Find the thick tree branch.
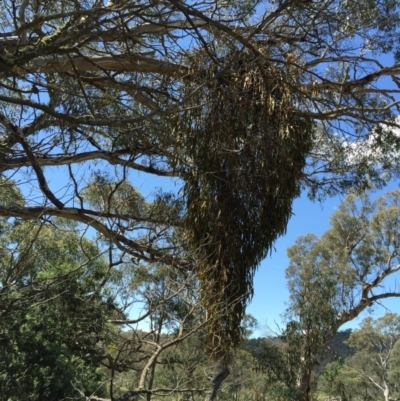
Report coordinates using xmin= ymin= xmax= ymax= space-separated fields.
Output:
xmin=0 ymin=149 xmax=181 ymax=177
xmin=0 ymin=205 xmax=185 ymax=265
xmin=17 ymin=136 xmax=65 ymax=210
xmin=307 ymin=64 xmax=400 ymax=93
xmin=335 ymin=264 xmax=400 ymax=329
xmin=0 ymin=113 xmax=64 ymax=209
xmin=138 ymin=304 xmax=201 ymax=389
xmin=21 ymin=54 xmax=189 ymax=76
xmin=0 ymin=205 xmax=182 ymax=227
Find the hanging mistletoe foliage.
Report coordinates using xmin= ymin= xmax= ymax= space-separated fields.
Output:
xmin=183 ymin=49 xmax=314 ymax=359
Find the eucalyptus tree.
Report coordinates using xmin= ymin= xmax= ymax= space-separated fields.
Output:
xmin=388 ymin=338 xmax=400 ymax=400
xmin=346 ymin=314 xmax=400 ymax=401
xmin=286 ymin=190 xmax=400 ymax=337
xmin=2 ymin=0 xmax=400 ymax=358
xmin=318 ymin=361 xmax=377 ymax=401
xmin=255 ymin=190 xmax=400 ymax=401
xmin=318 ymin=315 xmax=400 ymax=401
xmin=104 ymin=260 xmax=216 ymax=401
xmin=0 ymin=178 xmax=230 ymax=401
xmin=0 ymin=179 xmax=114 ymax=400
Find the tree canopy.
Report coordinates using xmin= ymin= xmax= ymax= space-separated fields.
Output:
xmin=0 ymin=179 xmax=230 ymax=401
xmin=2 ymin=0 xmax=400 ymax=357
xmin=0 ymin=192 xmax=114 ymax=399
xmin=254 ymin=189 xmax=400 ymax=401
xmin=317 ymin=314 xmax=400 ymax=401
xmin=286 ymin=189 xmax=400 ymax=335
xmin=346 ymin=314 xmax=400 ymax=401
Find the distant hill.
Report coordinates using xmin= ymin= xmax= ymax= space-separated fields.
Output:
xmin=243 ymin=329 xmax=355 ymax=369
xmin=325 ymin=329 xmax=354 ymax=361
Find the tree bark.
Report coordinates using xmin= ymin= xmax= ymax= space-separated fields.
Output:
xmin=205 ymin=367 xmax=230 ymax=401
xmin=24 ymin=54 xmax=188 ymax=76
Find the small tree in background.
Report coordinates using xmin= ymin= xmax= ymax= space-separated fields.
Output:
xmin=346 ymin=314 xmax=400 ymax=401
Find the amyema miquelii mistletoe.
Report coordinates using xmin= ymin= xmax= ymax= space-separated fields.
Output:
xmin=1 ymin=0 xmax=400 ymax=359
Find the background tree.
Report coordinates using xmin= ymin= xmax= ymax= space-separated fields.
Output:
xmin=287 ymin=188 xmax=400 ymax=338
xmin=0 ymin=213 xmax=114 ymax=399
xmin=318 ymin=361 xmax=377 ymax=401
xmin=255 ymin=190 xmax=400 ymax=401
xmin=2 ymin=0 xmax=400 ymax=357
xmin=346 ymin=313 xmax=400 ymax=401
xmin=388 ymin=339 xmax=400 ymax=400
xmin=0 ymin=178 xmax=233 ymax=401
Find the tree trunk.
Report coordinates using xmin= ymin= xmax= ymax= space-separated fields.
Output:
xmin=205 ymin=367 xmax=230 ymax=401
xmin=384 ymin=384 xmax=390 ymax=401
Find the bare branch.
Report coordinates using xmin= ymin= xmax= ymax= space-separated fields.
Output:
xmin=22 ymin=54 xmax=189 ymax=76
xmin=0 ymin=205 xmax=185 ymax=264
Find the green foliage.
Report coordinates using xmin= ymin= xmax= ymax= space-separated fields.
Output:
xmin=319 ymin=362 xmax=375 ymax=401
xmin=388 ymin=339 xmax=400 ymax=399
xmin=253 ymin=329 xmax=305 ymax=401
xmin=344 ymin=313 xmax=400 ymax=401
xmin=0 ymin=177 xmax=24 ymax=207
xmin=346 ymin=314 xmax=400 ymax=352
xmin=0 ymin=214 xmax=114 ymax=400
xmin=261 ymin=190 xmax=400 ymax=401
xmin=286 ymin=190 xmax=400 ymax=336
